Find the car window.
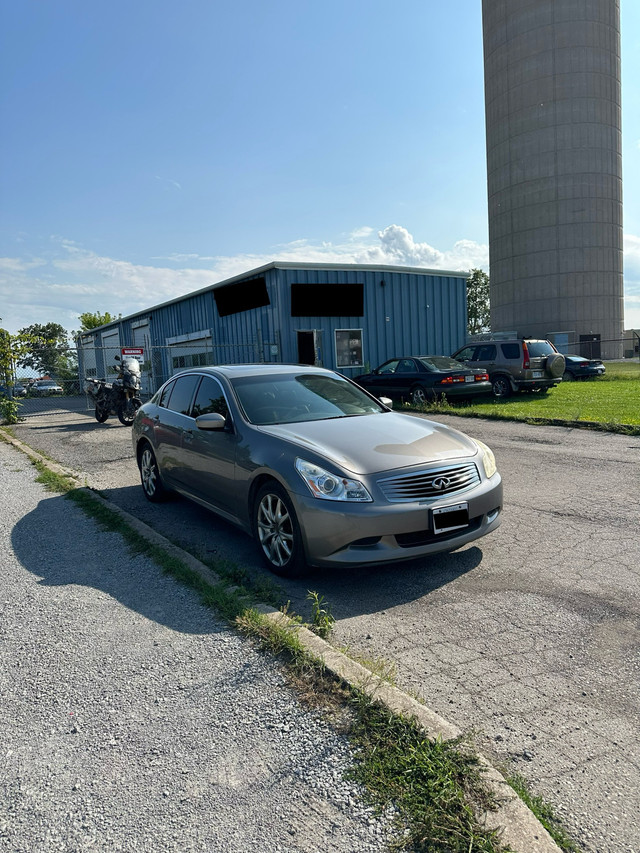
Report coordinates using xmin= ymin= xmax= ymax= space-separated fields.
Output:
xmin=166 ymin=375 xmax=200 ymax=416
xmin=453 ymin=347 xmax=476 ymax=362
xmin=378 ymin=360 xmax=399 ymax=374
xmin=396 ymin=359 xmax=415 ymax=373
xmin=500 ymin=343 xmax=520 ymax=359
xmin=191 ymin=376 xmax=230 ymax=419
xmin=475 ymin=345 xmax=497 ymax=361
xmin=158 ymin=380 xmax=175 ymax=408
xmin=526 ymin=341 xmax=555 ymax=357
xmin=419 ymin=356 xmax=465 ymax=371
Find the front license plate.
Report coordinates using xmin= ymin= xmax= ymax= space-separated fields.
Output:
xmin=432 ymin=502 xmax=469 ymax=534
xmin=532 ymin=370 xmax=543 ymax=378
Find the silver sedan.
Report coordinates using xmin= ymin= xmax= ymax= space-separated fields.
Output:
xmin=132 ymin=365 xmax=502 ymax=576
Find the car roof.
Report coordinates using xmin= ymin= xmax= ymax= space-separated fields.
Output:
xmin=175 ymin=363 xmax=339 ymax=379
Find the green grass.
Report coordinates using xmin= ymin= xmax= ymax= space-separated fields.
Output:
xmin=411 ymin=365 xmax=640 ymax=432
xmin=506 ymin=774 xmax=581 ymax=853
xmin=347 ymin=698 xmax=510 ymax=852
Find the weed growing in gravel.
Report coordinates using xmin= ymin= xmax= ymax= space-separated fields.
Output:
xmin=306 ymin=590 xmax=335 ymax=638
xmin=347 ymin=695 xmax=509 ymax=853
xmin=506 ymin=773 xmax=581 ymax=852
xmin=32 ymin=460 xmax=75 ymax=493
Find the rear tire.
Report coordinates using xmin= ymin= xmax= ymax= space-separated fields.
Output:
xmin=139 ymin=444 xmax=168 ymax=502
xmin=410 ymin=385 xmax=431 ymax=406
xmin=253 ymin=482 xmax=307 ymax=577
xmin=491 ymin=376 xmax=512 ymax=398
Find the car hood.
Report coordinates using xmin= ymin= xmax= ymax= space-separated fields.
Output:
xmin=258 ymin=412 xmax=478 ymax=475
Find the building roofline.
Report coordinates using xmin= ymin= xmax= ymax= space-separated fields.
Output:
xmin=78 ymin=261 xmax=469 ymax=338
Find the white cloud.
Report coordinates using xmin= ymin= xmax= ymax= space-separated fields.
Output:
xmin=5 ymin=225 xmax=638 ymax=333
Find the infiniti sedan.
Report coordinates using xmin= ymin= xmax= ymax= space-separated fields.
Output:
xmin=132 ymin=365 xmax=502 ymax=576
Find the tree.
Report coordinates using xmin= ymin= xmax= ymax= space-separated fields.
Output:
xmin=466 ymin=268 xmax=491 ymax=335
xmin=74 ymin=311 xmax=120 ymax=337
xmin=0 ymin=327 xmax=12 ymax=387
xmin=16 ymin=322 xmax=70 ymax=377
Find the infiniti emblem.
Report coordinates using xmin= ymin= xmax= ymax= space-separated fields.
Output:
xmin=431 ymin=476 xmax=451 ymax=491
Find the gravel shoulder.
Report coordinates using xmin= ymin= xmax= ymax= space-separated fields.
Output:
xmin=0 ymin=440 xmax=391 ymax=852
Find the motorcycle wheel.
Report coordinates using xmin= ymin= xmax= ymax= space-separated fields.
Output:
xmin=95 ymin=404 xmax=109 ymax=423
xmin=117 ymin=398 xmax=142 ymax=426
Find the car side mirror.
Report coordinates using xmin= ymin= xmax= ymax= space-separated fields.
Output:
xmin=379 ymin=396 xmax=393 ymax=407
xmin=195 ymin=413 xmax=226 ymax=430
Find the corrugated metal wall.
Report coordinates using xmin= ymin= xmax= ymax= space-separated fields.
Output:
xmin=271 ymin=266 xmax=467 ymax=374
xmin=79 ymin=265 xmax=467 ymax=385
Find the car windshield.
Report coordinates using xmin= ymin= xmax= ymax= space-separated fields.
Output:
xmin=418 ymin=356 xmax=467 ymax=372
xmin=231 ymin=373 xmax=385 ymax=425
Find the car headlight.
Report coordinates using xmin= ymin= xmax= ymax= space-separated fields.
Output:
xmin=295 ymin=458 xmax=372 ymax=502
xmin=473 ymin=439 xmax=497 ymax=479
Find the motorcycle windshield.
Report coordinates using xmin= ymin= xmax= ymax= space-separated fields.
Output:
xmin=123 ymin=359 xmax=141 ymax=375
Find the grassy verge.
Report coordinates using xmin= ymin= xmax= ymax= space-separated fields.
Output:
xmin=408 ymin=365 xmax=640 ymax=432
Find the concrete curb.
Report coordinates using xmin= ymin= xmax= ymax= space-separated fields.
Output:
xmin=1 ymin=428 xmax=562 ymax=853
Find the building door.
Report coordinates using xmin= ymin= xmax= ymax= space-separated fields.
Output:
xmin=579 ymin=334 xmax=601 ymax=359
xmin=297 ymin=330 xmax=318 ymax=365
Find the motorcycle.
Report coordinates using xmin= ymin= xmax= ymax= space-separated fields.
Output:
xmin=84 ymin=355 xmax=142 ymax=426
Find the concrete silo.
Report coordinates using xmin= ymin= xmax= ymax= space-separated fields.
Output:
xmin=482 ymin=0 xmax=623 ymax=358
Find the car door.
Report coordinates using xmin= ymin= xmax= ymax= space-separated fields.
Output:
xmin=180 ymin=375 xmax=239 ymax=515
xmin=470 ymin=344 xmax=497 ymax=375
xmin=152 ymin=374 xmax=200 ymax=486
xmin=393 ymin=358 xmax=421 ymax=398
xmin=366 ymin=359 xmax=400 ymax=398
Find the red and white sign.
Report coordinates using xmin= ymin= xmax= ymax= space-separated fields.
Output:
xmin=121 ymin=347 xmax=144 ymax=363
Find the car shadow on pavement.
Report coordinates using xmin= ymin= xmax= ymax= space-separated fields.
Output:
xmin=95 ymin=482 xmax=486 ymax=622
xmin=11 ymin=493 xmax=222 ymax=636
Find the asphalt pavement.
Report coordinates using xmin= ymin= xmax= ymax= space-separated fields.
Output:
xmin=6 ymin=402 xmax=640 ymax=853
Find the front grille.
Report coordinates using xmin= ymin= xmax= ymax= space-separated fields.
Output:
xmin=378 ymin=462 xmax=480 ymax=502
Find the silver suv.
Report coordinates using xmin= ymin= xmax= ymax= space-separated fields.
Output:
xmin=451 ymin=339 xmax=565 ymax=398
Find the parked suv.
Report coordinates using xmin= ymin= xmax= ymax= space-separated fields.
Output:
xmin=451 ymin=339 xmax=565 ymax=398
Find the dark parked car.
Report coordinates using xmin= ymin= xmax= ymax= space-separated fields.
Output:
xmin=132 ymin=365 xmax=502 ymax=576
xmin=353 ymin=356 xmax=492 ymax=405
xmin=562 ymin=355 xmax=606 ymax=381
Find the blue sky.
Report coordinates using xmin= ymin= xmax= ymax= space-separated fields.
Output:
xmin=1 ymin=0 xmax=639 ymax=336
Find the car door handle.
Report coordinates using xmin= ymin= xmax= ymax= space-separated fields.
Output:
xmin=183 ymin=430 xmax=194 ymax=443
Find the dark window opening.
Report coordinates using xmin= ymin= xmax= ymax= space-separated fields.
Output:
xmin=166 ymin=375 xmax=200 ymax=416
xmin=500 ymin=344 xmax=520 ymax=359
xmin=291 ymin=282 xmax=364 ymax=317
xmin=214 ymin=276 xmax=270 ymax=317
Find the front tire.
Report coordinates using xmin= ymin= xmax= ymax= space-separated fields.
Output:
xmin=118 ymin=398 xmax=142 ymax=426
xmin=253 ymin=482 xmax=307 ymax=577
xmin=491 ymin=376 xmax=512 ymax=398
xmin=95 ymin=403 xmax=109 ymax=423
xmin=139 ymin=444 xmax=168 ymax=502
xmin=562 ymin=371 xmax=574 ymax=382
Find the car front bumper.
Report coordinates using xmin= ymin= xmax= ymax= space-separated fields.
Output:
xmin=289 ymin=474 xmax=503 ymax=567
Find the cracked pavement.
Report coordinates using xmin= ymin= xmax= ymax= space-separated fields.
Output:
xmin=9 ymin=400 xmax=640 ymax=853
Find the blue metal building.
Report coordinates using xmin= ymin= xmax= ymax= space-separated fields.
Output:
xmin=78 ymin=262 xmax=468 ymax=391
